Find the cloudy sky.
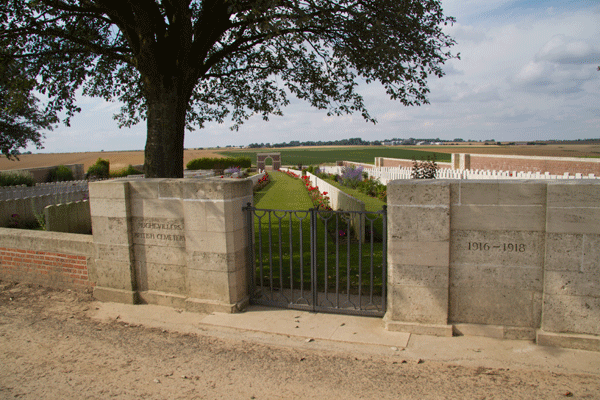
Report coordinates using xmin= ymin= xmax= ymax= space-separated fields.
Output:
xmin=33 ymin=0 xmax=600 ymax=153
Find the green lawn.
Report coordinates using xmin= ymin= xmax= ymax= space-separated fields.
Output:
xmin=254 ymin=170 xmax=313 ymax=209
xmin=250 ymin=171 xmax=385 ymax=298
xmin=220 ymin=146 xmax=450 ymax=166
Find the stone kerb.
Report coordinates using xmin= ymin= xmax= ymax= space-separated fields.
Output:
xmin=89 ymin=178 xmax=253 ymax=314
xmin=385 ymin=180 xmax=452 ymax=337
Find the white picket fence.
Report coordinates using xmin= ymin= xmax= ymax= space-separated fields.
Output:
xmin=0 ymin=180 xmax=89 ymax=201
xmin=319 ymin=165 xmax=598 ymax=185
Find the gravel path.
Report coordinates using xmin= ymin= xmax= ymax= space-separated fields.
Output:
xmin=1 ymin=282 xmax=600 ymax=399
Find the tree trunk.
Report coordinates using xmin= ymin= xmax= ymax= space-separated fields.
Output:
xmin=144 ymin=81 xmax=188 ymax=178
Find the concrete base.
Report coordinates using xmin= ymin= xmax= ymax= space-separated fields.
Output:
xmin=537 ymin=330 xmax=600 ymax=352
xmin=138 ymin=291 xmax=249 ymax=314
xmin=453 ymin=323 xmax=536 ymax=340
xmin=184 ymin=297 xmax=248 ymax=314
xmin=138 ymin=290 xmax=187 ymax=309
xmin=385 ymin=320 xmax=453 ymax=337
xmin=93 ymin=286 xmax=138 ymax=305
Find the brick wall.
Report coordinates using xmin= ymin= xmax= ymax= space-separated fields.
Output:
xmin=0 ymin=248 xmax=93 ymax=289
xmin=467 ymin=154 xmax=600 ymax=176
xmin=0 ymin=228 xmax=95 ymax=291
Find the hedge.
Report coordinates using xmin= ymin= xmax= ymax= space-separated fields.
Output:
xmin=186 ymin=157 xmax=251 ymax=170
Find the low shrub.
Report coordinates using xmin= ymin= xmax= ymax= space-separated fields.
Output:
xmin=337 ymin=165 xmax=364 ymax=189
xmin=0 ymin=171 xmax=36 ymax=187
xmin=47 ymin=165 xmax=74 ymax=182
xmin=86 ymin=158 xmax=110 ymax=180
xmin=186 ymin=157 xmax=251 ymax=170
xmin=356 ymin=177 xmax=387 ymax=202
xmin=110 ymin=164 xmax=144 ymax=178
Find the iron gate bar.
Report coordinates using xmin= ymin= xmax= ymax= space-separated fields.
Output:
xmin=243 ymin=203 xmax=387 ymax=317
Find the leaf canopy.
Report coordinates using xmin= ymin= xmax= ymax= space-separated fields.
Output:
xmin=0 ymin=0 xmax=457 ymax=167
xmin=1 ymin=0 xmax=456 ymax=124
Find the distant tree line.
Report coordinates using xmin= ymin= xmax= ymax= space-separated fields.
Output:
xmin=244 ymin=137 xmax=600 ymax=149
xmin=247 ymin=137 xmax=372 ymax=148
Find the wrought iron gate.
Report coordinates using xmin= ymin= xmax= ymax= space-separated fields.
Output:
xmin=243 ymin=203 xmax=387 ymax=317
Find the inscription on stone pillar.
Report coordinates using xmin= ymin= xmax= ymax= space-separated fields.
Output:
xmin=132 ymin=217 xmax=186 ymax=247
xmin=451 ymin=230 xmax=543 ymax=267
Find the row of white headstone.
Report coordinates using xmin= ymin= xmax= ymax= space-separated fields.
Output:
xmin=319 ymin=165 xmax=598 ymax=185
xmin=0 ymin=180 xmax=89 ymax=201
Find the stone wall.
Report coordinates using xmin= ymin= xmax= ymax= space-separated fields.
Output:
xmin=45 ymin=200 xmax=92 ymax=234
xmin=385 ymin=179 xmax=600 ymax=351
xmin=454 ymin=153 xmax=600 ymax=176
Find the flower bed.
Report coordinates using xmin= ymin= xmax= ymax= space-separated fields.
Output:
xmin=284 ymin=170 xmax=299 ymax=179
xmin=253 ymin=171 xmax=271 ymax=191
xmin=300 ymin=175 xmax=332 ymax=210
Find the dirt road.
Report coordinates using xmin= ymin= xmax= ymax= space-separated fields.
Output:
xmin=1 ymin=282 xmax=599 ymax=399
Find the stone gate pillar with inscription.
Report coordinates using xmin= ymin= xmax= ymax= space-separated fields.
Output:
xmin=89 ymin=178 xmax=253 ymax=313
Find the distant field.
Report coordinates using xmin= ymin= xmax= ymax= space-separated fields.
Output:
xmin=1 ymin=143 xmax=598 ymax=172
xmin=421 ymin=144 xmax=600 ymax=159
xmin=0 ymin=149 xmax=224 ymax=172
xmin=218 ymin=146 xmax=451 ymax=165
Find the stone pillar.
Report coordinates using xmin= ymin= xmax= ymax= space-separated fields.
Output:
xmin=89 ymin=181 xmax=137 ymax=304
xmin=448 ymin=181 xmax=546 ymax=340
xmin=538 ymin=181 xmax=600 ymax=350
xmin=89 ymin=178 xmax=253 ymax=313
xmin=452 ymin=154 xmax=471 ymax=170
xmin=385 ymin=180 xmax=452 ymax=337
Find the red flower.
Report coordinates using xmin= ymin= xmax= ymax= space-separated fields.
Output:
xmin=323 ymin=192 xmax=328 ymax=195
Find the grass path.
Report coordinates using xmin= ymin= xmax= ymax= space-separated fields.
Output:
xmin=254 ymin=170 xmax=313 ymax=209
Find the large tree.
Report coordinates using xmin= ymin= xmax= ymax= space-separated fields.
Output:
xmin=0 ymin=0 xmax=457 ymax=177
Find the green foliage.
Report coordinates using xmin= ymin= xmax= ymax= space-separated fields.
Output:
xmin=0 ymin=1 xmax=456 ymax=177
xmin=86 ymin=158 xmax=110 ymax=180
xmin=0 ymin=171 xmax=36 ymax=187
xmin=186 ymin=157 xmax=251 ymax=171
xmin=110 ymin=164 xmax=144 ymax=178
xmin=31 ymin=199 xmax=46 ymax=231
xmin=46 ymin=165 xmax=74 ymax=182
xmin=0 ymin=55 xmax=57 ymax=159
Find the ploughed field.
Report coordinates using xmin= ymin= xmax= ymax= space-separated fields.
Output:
xmin=0 ymin=149 xmax=226 ymax=172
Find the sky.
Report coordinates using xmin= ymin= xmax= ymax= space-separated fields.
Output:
xmin=31 ymin=0 xmax=600 ymax=153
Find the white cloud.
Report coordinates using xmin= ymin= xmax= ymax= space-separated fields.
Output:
xmin=536 ymin=35 xmax=600 ymax=65
xmin=30 ymin=2 xmax=600 ymax=153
